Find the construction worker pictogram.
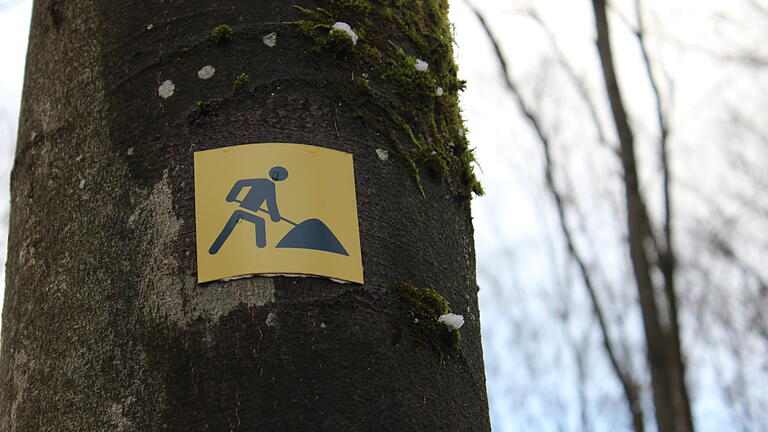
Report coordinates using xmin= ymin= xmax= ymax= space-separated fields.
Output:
xmin=194 ymin=143 xmax=363 ymax=284
xmin=208 ymin=166 xmax=349 ymax=256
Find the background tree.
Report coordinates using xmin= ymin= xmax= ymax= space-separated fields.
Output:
xmin=458 ymin=0 xmax=768 ymax=430
xmin=0 ymin=1 xmax=489 ymax=430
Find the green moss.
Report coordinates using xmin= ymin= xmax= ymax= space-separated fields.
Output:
xmin=190 ymin=99 xmax=223 ymax=124
xmin=330 ymin=0 xmax=371 ymax=15
xmin=287 ymin=9 xmax=359 ymax=59
xmin=194 ymin=100 xmax=218 ymax=113
xmin=460 ymin=146 xmax=484 ymax=195
xmin=382 ymin=48 xmax=435 ymax=93
xmin=344 ymin=81 xmax=427 ymax=196
xmin=323 ymin=28 xmax=358 ymax=57
xmin=233 ymin=73 xmax=250 ymax=92
xmin=211 ymin=24 xmax=234 ymax=44
xmin=288 ymin=0 xmax=483 ymax=199
xmin=392 ymin=281 xmax=460 ymax=361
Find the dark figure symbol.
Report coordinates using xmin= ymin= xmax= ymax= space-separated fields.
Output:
xmin=208 ymin=166 xmax=287 ymax=254
xmin=209 ymin=166 xmax=349 ymax=256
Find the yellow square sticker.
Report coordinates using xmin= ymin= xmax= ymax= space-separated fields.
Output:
xmin=194 ymin=143 xmax=363 ymax=284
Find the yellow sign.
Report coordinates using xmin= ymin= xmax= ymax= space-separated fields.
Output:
xmin=194 ymin=143 xmax=363 ymax=284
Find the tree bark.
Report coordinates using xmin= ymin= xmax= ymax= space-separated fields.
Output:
xmin=0 ymin=1 xmax=490 ymax=431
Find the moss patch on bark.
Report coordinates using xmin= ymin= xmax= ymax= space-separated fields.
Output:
xmin=392 ymin=281 xmax=461 ymax=361
xmin=287 ymin=0 xmax=483 ymax=198
xmin=211 ymin=24 xmax=234 ymax=44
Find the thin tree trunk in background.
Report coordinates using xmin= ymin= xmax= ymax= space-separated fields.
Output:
xmin=468 ymin=5 xmax=646 ymax=431
xmin=632 ymin=3 xmax=694 ymax=431
xmin=591 ymin=1 xmax=694 ymax=431
xmin=0 ymin=1 xmax=490 ymax=430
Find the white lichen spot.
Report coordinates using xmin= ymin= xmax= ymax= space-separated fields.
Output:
xmin=127 ymin=147 xmax=134 ymax=155
xmin=266 ymin=311 xmax=278 ymax=327
xmin=436 ymin=86 xmax=444 ymax=96
xmin=415 ymin=59 xmax=429 ymax=71
xmin=376 ymin=148 xmax=389 ymax=161
xmin=79 ymin=179 xmax=86 ymax=189
xmin=158 ymin=80 xmax=175 ymax=99
xmin=331 ymin=22 xmax=358 ymax=45
xmin=146 ymin=23 xmax=154 ymax=31
xmin=438 ymin=313 xmax=465 ymax=329
xmin=262 ymin=32 xmax=277 ymax=47
xmin=197 ymin=65 xmax=216 ymax=80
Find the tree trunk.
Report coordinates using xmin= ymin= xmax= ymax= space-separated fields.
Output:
xmin=591 ymin=1 xmax=694 ymax=431
xmin=0 ymin=1 xmax=490 ymax=431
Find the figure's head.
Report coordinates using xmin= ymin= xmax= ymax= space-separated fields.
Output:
xmin=269 ymin=166 xmax=289 ymax=181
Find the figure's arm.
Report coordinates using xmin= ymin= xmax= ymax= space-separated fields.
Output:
xmin=265 ymin=182 xmax=281 ymax=222
xmin=225 ymin=179 xmax=257 ymax=202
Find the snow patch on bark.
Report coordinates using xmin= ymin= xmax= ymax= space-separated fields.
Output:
xmin=331 ymin=22 xmax=358 ymax=45
xmin=438 ymin=313 xmax=465 ymax=329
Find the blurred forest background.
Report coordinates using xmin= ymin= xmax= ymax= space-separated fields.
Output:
xmin=1 ymin=0 xmax=766 ymax=431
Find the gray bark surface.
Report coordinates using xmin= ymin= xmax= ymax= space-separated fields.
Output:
xmin=0 ymin=1 xmax=490 ymax=430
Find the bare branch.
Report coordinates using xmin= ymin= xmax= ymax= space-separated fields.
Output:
xmin=526 ymin=9 xmax=616 ymax=152
xmin=748 ymin=0 xmax=768 ymax=17
xmin=633 ymin=0 xmax=672 ymax=252
xmin=467 ymin=3 xmax=645 ymax=431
